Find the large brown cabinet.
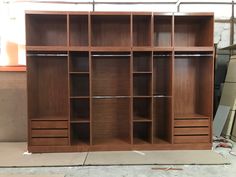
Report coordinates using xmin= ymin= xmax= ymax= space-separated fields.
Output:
xmin=26 ymin=12 xmax=214 ymax=153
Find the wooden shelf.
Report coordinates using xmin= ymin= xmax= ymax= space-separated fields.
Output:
xmin=174 ymin=47 xmax=214 ymax=52
xmin=26 ymin=46 xmax=68 ymax=51
xmin=91 ymin=47 xmax=131 ymax=51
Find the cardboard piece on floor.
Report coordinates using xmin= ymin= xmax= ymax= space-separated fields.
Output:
xmin=231 ymin=113 xmax=236 ymax=142
xmin=213 ymin=105 xmax=230 ymax=137
xmin=0 ymin=143 xmax=87 ymax=167
xmin=225 ymin=59 xmax=236 ymax=82
xmin=220 ymin=83 xmax=236 ymax=110
xmin=222 ymin=110 xmax=236 ymax=137
xmin=0 ymin=175 xmax=64 ymax=177
xmin=85 ymin=150 xmax=229 ymax=165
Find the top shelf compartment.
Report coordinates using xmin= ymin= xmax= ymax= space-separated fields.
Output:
xmin=26 ymin=14 xmax=67 ymax=46
xmin=133 ymin=15 xmax=152 ymax=47
xmin=91 ymin=15 xmax=131 ymax=47
xmin=154 ymin=15 xmax=172 ymax=47
xmin=174 ymin=16 xmax=213 ymax=47
xmin=69 ymin=15 xmax=89 ymax=47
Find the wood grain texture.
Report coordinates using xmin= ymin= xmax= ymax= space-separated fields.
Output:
xmin=27 ymin=55 xmax=69 ymax=119
xmin=174 ymin=119 xmax=209 ymax=127
xmin=133 ymin=52 xmax=152 ymax=72
xmin=26 ymin=14 xmax=67 ymax=46
xmin=69 ymin=15 xmax=88 ymax=46
xmin=92 ymin=99 xmax=130 ymax=144
xmin=174 ymin=127 xmax=209 ymax=135
xmin=92 ymin=55 xmax=130 ymax=96
xmin=153 ymin=52 xmax=172 ymax=96
xmin=174 ymin=136 xmax=209 ymax=144
xmin=32 ymin=129 xmax=68 ymax=138
xmin=31 ymin=138 xmax=68 ymax=146
xmin=133 ymin=15 xmax=151 ymax=46
xmin=153 ymin=97 xmax=172 ymax=144
xmin=174 ymin=58 xmax=198 ymax=115
xmin=154 ymin=16 xmax=172 ymax=47
xmin=31 ymin=120 xmax=68 ymax=129
xmin=174 ymin=16 xmax=213 ymax=47
xmin=91 ymin=15 xmax=130 ymax=47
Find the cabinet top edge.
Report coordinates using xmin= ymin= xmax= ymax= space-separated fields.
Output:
xmin=25 ymin=11 xmax=213 ymax=17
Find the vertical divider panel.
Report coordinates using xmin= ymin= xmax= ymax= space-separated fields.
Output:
xmin=89 ymin=50 xmax=92 ymax=146
xmin=88 ymin=13 xmax=92 ymax=146
xmin=151 ymin=13 xmax=154 ymax=144
xmin=151 ymin=51 xmax=154 ymax=144
xmin=171 ymin=13 xmax=174 ymax=144
xmin=130 ymin=52 xmax=133 ymax=144
xmin=67 ymin=13 xmax=71 ymax=145
xmin=130 ymin=13 xmax=133 ymax=144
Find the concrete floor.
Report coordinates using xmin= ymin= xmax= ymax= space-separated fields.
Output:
xmin=0 ymin=142 xmax=235 ymax=177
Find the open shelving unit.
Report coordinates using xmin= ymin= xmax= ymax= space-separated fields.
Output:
xmin=26 ymin=12 xmax=214 ymax=152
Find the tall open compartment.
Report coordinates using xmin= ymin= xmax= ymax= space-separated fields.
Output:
xmin=174 ymin=51 xmax=213 ymax=144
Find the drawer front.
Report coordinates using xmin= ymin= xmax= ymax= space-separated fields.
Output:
xmin=174 ymin=119 xmax=209 ymax=127
xmin=174 ymin=135 xmax=210 ymax=144
xmin=32 ymin=129 xmax=68 ymax=138
xmin=31 ymin=138 xmax=68 ymax=146
xmin=174 ymin=127 xmax=209 ymax=135
xmin=31 ymin=120 xmax=68 ymax=129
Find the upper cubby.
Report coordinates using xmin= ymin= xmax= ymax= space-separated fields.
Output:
xmin=26 ymin=14 xmax=67 ymax=46
xmin=132 ymin=15 xmax=152 ymax=47
xmin=91 ymin=15 xmax=131 ymax=47
xmin=154 ymin=15 xmax=172 ymax=47
xmin=133 ymin=51 xmax=152 ymax=73
xmin=69 ymin=51 xmax=89 ymax=73
xmin=92 ymin=52 xmax=130 ymax=96
xmin=174 ymin=15 xmax=213 ymax=47
xmin=69 ymin=15 xmax=89 ymax=46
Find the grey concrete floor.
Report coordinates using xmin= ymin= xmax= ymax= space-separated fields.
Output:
xmin=0 ymin=142 xmax=235 ymax=177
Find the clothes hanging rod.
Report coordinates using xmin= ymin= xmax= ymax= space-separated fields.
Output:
xmin=92 ymin=54 xmax=131 ymax=57
xmin=153 ymin=95 xmax=172 ymax=98
xmin=175 ymin=54 xmax=213 ymax=57
xmin=153 ymin=54 xmax=213 ymax=57
xmin=93 ymin=96 xmax=130 ymax=99
xmin=27 ymin=54 xmax=68 ymax=57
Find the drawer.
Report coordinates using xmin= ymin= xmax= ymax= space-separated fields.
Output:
xmin=31 ymin=120 xmax=68 ymax=129
xmin=174 ymin=135 xmax=210 ymax=144
xmin=31 ymin=138 xmax=68 ymax=146
xmin=174 ymin=127 xmax=209 ymax=135
xmin=32 ymin=129 xmax=68 ymax=138
xmin=174 ymin=119 xmax=209 ymax=127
